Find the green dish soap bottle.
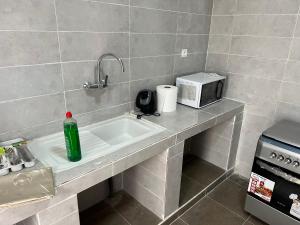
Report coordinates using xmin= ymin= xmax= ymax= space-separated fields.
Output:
xmin=64 ymin=111 xmax=82 ymax=162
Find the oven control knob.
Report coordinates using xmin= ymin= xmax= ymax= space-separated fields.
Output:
xmin=285 ymin=158 xmax=292 ymax=164
xmin=278 ymin=155 xmax=284 ymax=161
xmin=270 ymin=152 xmax=277 ymax=159
xmin=293 ymin=161 xmax=300 ymax=167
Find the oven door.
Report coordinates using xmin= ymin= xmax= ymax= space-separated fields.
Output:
xmin=248 ymin=158 xmax=300 ymax=221
xmin=199 ymin=79 xmax=224 ymax=107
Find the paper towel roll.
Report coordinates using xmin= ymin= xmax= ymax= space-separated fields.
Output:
xmin=156 ymin=85 xmax=178 ymax=113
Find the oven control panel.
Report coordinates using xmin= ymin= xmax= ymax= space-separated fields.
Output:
xmin=256 ymin=138 xmax=300 ymax=174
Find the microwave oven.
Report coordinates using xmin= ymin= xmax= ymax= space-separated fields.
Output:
xmin=176 ymin=73 xmax=226 ymax=108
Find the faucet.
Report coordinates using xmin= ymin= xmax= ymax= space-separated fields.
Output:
xmin=83 ymin=53 xmax=125 ymax=89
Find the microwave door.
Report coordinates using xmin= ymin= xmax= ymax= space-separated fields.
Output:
xmin=177 ymin=82 xmax=200 ymax=108
xmin=200 ymin=80 xmax=223 ymax=107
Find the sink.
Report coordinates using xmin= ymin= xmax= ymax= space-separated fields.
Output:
xmin=28 ymin=114 xmax=165 ymax=173
xmin=90 ymin=117 xmax=156 ymax=145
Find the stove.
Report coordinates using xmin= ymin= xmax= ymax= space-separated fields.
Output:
xmin=245 ymin=120 xmax=300 ymax=225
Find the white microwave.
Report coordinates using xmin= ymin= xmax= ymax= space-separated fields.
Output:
xmin=176 ymin=73 xmax=226 ymax=108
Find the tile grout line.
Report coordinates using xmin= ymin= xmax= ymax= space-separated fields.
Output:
xmin=178 ymin=218 xmax=189 ymax=225
xmin=204 ymin=0 xmax=214 ymax=71
xmin=207 ymin=196 xmax=247 ymax=221
xmin=224 ymin=0 xmax=237 ymax=74
xmin=128 ymin=0 xmax=131 ymax=111
xmin=110 ymin=205 xmax=132 ymax=225
xmin=53 ymin=0 xmax=67 ymax=112
xmin=241 ymin=215 xmax=252 ymax=225
xmin=172 ymin=0 xmax=180 ymax=78
xmin=0 ymin=102 xmax=130 ymax=138
xmin=0 ymin=52 xmax=208 ymax=70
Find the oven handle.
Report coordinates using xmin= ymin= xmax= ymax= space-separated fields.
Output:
xmin=257 ymin=160 xmax=300 ymax=185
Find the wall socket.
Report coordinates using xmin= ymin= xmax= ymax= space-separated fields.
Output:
xmin=181 ymin=49 xmax=188 ymax=57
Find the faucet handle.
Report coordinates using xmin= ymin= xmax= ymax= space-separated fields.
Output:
xmin=103 ymin=75 xmax=108 ymax=87
xmin=83 ymin=82 xmax=99 ymax=89
xmin=83 ymin=82 xmax=90 ymax=89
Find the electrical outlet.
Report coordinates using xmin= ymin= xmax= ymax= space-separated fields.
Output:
xmin=181 ymin=49 xmax=188 ymax=57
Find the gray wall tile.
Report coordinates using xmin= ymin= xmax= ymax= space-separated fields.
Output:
xmin=227 ymin=55 xmax=285 ymax=80
xmin=59 ymin=32 xmax=129 ymax=61
xmin=0 ymin=31 xmax=60 ymax=67
xmin=93 ymin=0 xmax=129 ymax=5
xmin=294 ymin=19 xmax=300 ymax=37
xmin=177 ymin=14 xmax=211 ymax=34
xmin=275 ymin=102 xmax=300 ymax=123
xmin=177 ymin=0 xmax=213 ymax=14
xmin=232 ymin=15 xmax=296 ymax=37
xmin=236 ymin=0 xmax=300 ymax=14
xmin=206 ymin=0 xmax=300 ymax=178
xmin=0 ymin=64 xmax=63 ymax=102
xmin=131 ymin=56 xmax=173 ymax=80
xmin=0 ymin=0 xmax=56 ymax=30
xmin=208 ymin=35 xmax=231 ymax=53
xmin=212 ymin=0 xmax=237 ymax=15
xmin=175 ymin=35 xmax=209 ymax=54
xmin=0 ymin=94 xmax=65 ymax=134
xmin=62 ymin=59 xmax=130 ymax=90
xmin=56 ymin=0 xmax=129 ymax=32
xmin=130 ymin=34 xmax=176 ymax=57
xmin=283 ymin=60 xmax=300 ymax=84
xmin=230 ymin=36 xmax=290 ymax=59
xmin=37 ymin=196 xmax=78 ymax=225
xmin=290 ymin=38 xmax=300 ymax=60
xmin=0 ymin=0 xmax=56 ymax=31
xmin=174 ymin=53 xmax=206 ymax=76
xmin=210 ymin=16 xmax=234 ymax=35
xmin=131 ymin=0 xmax=177 ymax=11
xmin=65 ymin=82 xmax=130 ymax=114
xmin=279 ymin=82 xmax=300 ymax=106
xmin=130 ymin=7 xmax=177 ymax=33
xmin=205 ymin=53 xmax=228 ymax=73
xmin=124 ymin=166 xmax=165 ymax=199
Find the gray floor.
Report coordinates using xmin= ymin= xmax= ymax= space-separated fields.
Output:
xmin=173 ymin=174 xmax=267 ymax=225
xmin=180 ymin=155 xmax=225 ymax=205
xmin=80 ymin=191 xmax=161 ymax=225
xmin=80 ymin=157 xmax=268 ymax=225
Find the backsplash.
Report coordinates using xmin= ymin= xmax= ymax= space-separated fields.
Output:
xmin=206 ymin=0 xmax=300 ymax=176
xmin=0 ymin=0 xmax=212 ymax=141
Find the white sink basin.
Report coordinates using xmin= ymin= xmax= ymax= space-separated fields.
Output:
xmin=28 ymin=115 xmax=165 ymax=173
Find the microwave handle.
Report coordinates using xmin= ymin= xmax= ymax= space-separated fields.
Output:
xmin=216 ymin=81 xmax=223 ymax=99
xmin=257 ymin=159 xmax=300 ymax=185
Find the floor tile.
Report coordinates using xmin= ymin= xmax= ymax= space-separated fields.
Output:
xmin=181 ymin=197 xmax=244 ymax=225
xmin=229 ymin=174 xmax=249 ymax=189
xmin=208 ymin=180 xmax=249 ymax=219
xmin=179 ymin=174 xmax=206 ymax=205
xmin=170 ymin=218 xmax=187 ymax=225
xmin=80 ymin=201 xmax=129 ymax=225
xmin=106 ymin=191 xmax=161 ymax=225
xmin=248 ymin=216 xmax=269 ymax=225
xmin=182 ymin=156 xmax=224 ymax=187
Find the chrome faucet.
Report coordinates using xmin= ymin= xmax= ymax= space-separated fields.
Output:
xmin=83 ymin=53 xmax=125 ymax=89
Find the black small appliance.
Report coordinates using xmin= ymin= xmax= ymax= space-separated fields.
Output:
xmin=136 ymin=89 xmax=156 ymax=115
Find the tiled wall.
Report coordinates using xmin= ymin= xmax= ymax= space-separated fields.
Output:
xmin=0 ymin=0 xmax=212 ymax=141
xmin=206 ymin=0 xmax=300 ymax=177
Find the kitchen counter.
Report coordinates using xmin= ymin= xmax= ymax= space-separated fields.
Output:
xmin=1 ymin=98 xmax=244 ymax=225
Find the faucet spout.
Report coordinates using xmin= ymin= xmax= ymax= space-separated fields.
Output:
xmin=97 ymin=53 xmax=125 ymax=87
xmin=83 ymin=53 xmax=125 ymax=89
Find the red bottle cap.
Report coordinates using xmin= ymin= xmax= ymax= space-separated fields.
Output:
xmin=66 ymin=111 xmax=73 ymax=118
